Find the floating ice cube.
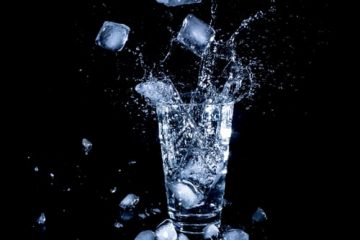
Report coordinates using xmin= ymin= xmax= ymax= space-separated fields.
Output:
xmin=82 ymin=138 xmax=92 ymax=155
xmin=203 ymin=223 xmax=219 ymax=239
xmin=155 ymin=219 xmax=177 ymax=240
xmin=178 ymin=233 xmax=190 ymax=240
xmin=156 ymin=0 xmax=201 ymax=7
xmin=37 ymin=212 xmax=46 ymax=225
xmin=135 ymin=80 xmax=179 ymax=105
xmin=170 ymin=181 xmax=204 ymax=209
xmin=223 ymin=229 xmax=249 ymax=240
xmin=95 ymin=21 xmax=130 ymax=52
xmin=176 ymin=14 xmax=215 ymax=56
xmin=135 ymin=230 xmax=156 ymax=240
xmin=119 ymin=193 xmax=139 ymax=209
xmin=252 ymin=207 xmax=267 ymax=222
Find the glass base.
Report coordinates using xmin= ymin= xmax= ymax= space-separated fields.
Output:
xmin=169 ymin=210 xmax=221 ymax=235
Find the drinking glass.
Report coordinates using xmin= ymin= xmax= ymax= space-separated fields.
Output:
xmin=156 ymin=101 xmax=234 ymax=234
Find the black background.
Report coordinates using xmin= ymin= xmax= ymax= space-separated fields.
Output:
xmin=15 ymin=0 xmax=335 ymax=239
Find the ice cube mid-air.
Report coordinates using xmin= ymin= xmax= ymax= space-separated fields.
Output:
xmin=95 ymin=21 xmax=130 ymax=52
xmin=119 ymin=193 xmax=140 ymax=209
xmin=176 ymin=14 xmax=215 ymax=56
xmin=135 ymin=80 xmax=181 ymax=105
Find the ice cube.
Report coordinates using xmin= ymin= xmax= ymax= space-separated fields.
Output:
xmin=95 ymin=21 xmax=130 ymax=52
xmin=252 ymin=207 xmax=267 ymax=222
xmin=135 ymin=80 xmax=179 ymax=105
xmin=178 ymin=233 xmax=190 ymax=240
xmin=156 ymin=0 xmax=201 ymax=7
xmin=176 ymin=14 xmax=215 ymax=56
xmin=37 ymin=212 xmax=46 ymax=225
xmin=82 ymin=138 xmax=92 ymax=155
xmin=170 ymin=181 xmax=204 ymax=209
xmin=155 ymin=219 xmax=177 ymax=240
xmin=180 ymin=150 xmax=216 ymax=187
xmin=203 ymin=223 xmax=219 ymax=239
xmin=223 ymin=229 xmax=249 ymax=240
xmin=135 ymin=230 xmax=156 ymax=240
xmin=119 ymin=193 xmax=139 ymax=209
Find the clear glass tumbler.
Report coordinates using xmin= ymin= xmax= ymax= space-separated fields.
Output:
xmin=156 ymin=102 xmax=234 ymax=234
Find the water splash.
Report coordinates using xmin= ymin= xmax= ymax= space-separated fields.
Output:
xmin=118 ymin=0 xmax=277 ymax=136
xmin=137 ymin=3 xmax=276 ymax=106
